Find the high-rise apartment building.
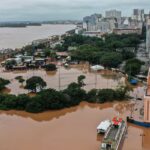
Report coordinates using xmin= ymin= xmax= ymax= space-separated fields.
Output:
xmin=132 ymin=9 xmax=144 ymax=21
xmin=105 ymin=10 xmax=121 ymax=26
xmin=105 ymin=10 xmax=121 ymax=19
xmin=83 ymin=14 xmax=102 ymax=31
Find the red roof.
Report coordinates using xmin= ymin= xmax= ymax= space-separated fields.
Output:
xmin=112 ymin=117 xmax=123 ymax=125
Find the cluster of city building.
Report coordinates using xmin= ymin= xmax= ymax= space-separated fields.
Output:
xmin=79 ymin=9 xmax=150 ymax=37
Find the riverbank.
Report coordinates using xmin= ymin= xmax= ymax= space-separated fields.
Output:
xmin=0 ymin=22 xmax=42 ymax=28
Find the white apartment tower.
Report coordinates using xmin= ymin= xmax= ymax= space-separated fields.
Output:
xmin=105 ymin=10 xmax=121 ymax=26
xmin=105 ymin=10 xmax=121 ymax=19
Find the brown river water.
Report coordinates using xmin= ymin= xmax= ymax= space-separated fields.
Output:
xmin=0 ymin=101 xmax=149 ymax=150
xmin=0 ymin=24 xmax=76 ymax=49
xmin=0 ymin=65 xmax=149 ymax=150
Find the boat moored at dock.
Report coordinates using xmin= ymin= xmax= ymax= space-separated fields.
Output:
xmin=97 ymin=120 xmax=111 ymax=134
xmin=100 ymin=117 xmax=126 ymax=150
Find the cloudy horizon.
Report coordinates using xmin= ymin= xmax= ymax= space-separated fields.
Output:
xmin=0 ymin=0 xmax=150 ymax=21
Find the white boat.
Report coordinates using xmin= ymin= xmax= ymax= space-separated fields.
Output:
xmin=91 ymin=65 xmax=104 ymax=71
xmin=97 ymin=120 xmax=111 ymax=134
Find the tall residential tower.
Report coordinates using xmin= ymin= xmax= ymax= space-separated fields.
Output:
xmin=105 ymin=10 xmax=121 ymax=19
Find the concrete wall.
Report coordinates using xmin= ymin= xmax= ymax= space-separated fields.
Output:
xmin=144 ymin=98 xmax=150 ymax=122
xmin=144 ymin=68 xmax=150 ymax=123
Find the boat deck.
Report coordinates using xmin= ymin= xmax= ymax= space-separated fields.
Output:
xmin=107 ymin=126 xmax=118 ymax=139
xmin=101 ymin=122 xmax=126 ymax=150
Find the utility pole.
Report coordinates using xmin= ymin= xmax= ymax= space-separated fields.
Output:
xmin=95 ymin=70 xmax=97 ymax=89
xmin=58 ymin=66 xmax=61 ymax=91
xmin=130 ymin=103 xmax=135 ymax=118
xmin=107 ymin=78 xmax=108 ymax=89
xmin=140 ymin=133 xmax=145 ymax=147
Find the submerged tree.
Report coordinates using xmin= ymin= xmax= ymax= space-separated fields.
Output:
xmin=125 ymin=58 xmax=144 ymax=76
xmin=15 ymin=76 xmax=25 ymax=86
xmin=25 ymin=76 xmax=47 ymax=93
xmin=45 ymin=64 xmax=57 ymax=71
xmin=77 ymin=75 xmax=86 ymax=87
xmin=0 ymin=78 xmax=10 ymax=91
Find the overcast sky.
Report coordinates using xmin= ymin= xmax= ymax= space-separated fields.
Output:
xmin=0 ymin=0 xmax=150 ymax=21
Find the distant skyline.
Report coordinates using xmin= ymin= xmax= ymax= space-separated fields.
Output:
xmin=0 ymin=0 xmax=150 ymax=21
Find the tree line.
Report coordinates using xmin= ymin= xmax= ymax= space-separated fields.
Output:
xmin=0 ymin=75 xmax=128 ymax=113
xmin=54 ymin=34 xmax=143 ymax=74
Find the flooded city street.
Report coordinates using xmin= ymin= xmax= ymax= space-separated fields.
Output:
xmin=0 ymin=101 xmax=149 ymax=150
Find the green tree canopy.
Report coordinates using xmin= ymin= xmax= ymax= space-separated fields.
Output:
xmin=77 ymin=75 xmax=86 ymax=87
xmin=100 ymin=52 xmax=123 ymax=68
xmin=25 ymin=76 xmax=47 ymax=93
xmin=125 ymin=58 xmax=144 ymax=76
xmin=0 ymin=78 xmax=10 ymax=91
xmin=5 ymin=59 xmax=17 ymax=70
xmin=71 ymin=44 xmax=102 ymax=62
xmin=15 ymin=76 xmax=25 ymax=85
xmin=43 ymin=48 xmax=56 ymax=58
xmin=45 ymin=64 xmax=57 ymax=71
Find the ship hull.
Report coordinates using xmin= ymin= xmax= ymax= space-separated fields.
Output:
xmin=127 ymin=116 xmax=150 ymax=127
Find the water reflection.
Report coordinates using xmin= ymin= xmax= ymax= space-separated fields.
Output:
xmin=0 ymin=101 xmax=149 ymax=150
xmin=0 ymin=102 xmax=115 ymax=122
xmin=0 ymin=65 xmax=124 ymax=95
xmin=45 ymin=71 xmax=57 ymax=76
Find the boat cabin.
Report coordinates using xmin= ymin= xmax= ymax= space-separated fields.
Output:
xmin=97 ymin=120 xmax=111 ymax=134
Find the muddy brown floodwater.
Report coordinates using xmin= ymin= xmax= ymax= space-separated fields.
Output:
xmin=0 ymin=101 xmax=149 ymax=150
xmin=0 ymin=64 xmax=125 ymax=95
xmin=0 ymin=64 xmax=148 ymax=150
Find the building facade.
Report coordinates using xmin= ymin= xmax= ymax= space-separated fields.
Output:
xmin=132 ymin=9 xmax=145 ymax=22
xmin=146 ymin=19 xmax=150 ymax=54
xmin=113 ymin=28 xmax=141 ymax=35
xmin=144 ymin=68 xmax=150 ymax=123
xmin=83 ymin=14 xmax=102 ymax=31
xmin=82 ymin=9 xmax=146 ymax=36
xmin=105 ymin=10 xmax=121 ymax=19
xmin=97 ymin=20 xmax=110 ymax=33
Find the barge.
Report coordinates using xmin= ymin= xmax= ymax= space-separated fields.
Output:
xmin=100 ymin=117 xmax=126 ymax=150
